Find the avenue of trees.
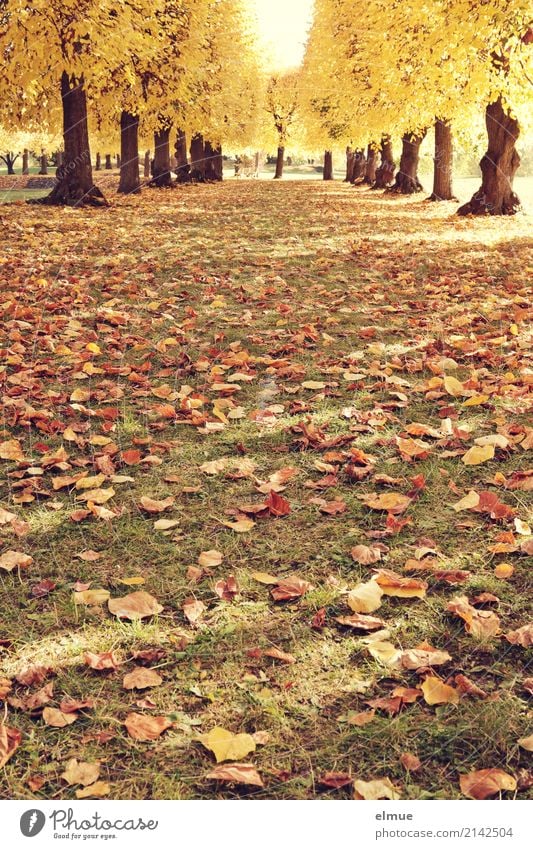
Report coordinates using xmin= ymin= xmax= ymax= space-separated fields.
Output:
xmin=0 ymin=0 xmax=531 ymax=214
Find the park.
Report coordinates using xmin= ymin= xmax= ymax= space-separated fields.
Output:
xmin=0 ymin=0 xmax=532 ymax=803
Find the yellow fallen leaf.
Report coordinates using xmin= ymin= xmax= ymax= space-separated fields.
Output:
xmin=221 ymin=518 xmax=255 ymax=533
xmin=199 ymin=726 xmax=256 ymax=763
xmin=347 ymin=580 xmax=383 ymax=613
xmin=301 ymin=380 xmax=326 ymax=390
xmin=75 ymin=781 xmax=111 ymax=799
xmin=452 ymin=490 xmax=480 ymax=511
xmin=198 ymin=549 xmax=223 ymax=568
xmin=518 ymin=734 xmax=533 ymax=752
xmin=494 ymin=563 xmax=514 ymax=579
xmin=443 ymin=375 xmax=466 ymax=396
xmin=462 ymin=444 xmax=494 ymax=465
xmin=251 ymin=571 xmax=279 ymax=584
xmin=61 ymin=759 xmax=100 ymax=787
xmin=354 ymin=777 xmax=401 ymax=800
xmin=118 ymin=576 xmax=146 ymax=586
xmin=463 ymin=394 xmax=489 ymax=406
xmin=421 ymin=676 xmax=459 ymax=705
xmin=73 ymin=589 xmax=110 ymax=605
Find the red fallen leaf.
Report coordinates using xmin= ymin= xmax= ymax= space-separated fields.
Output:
xmin=0 ymin=724 xmax=22 ymax=768
xmin=9 ymin=681 xmax=54 ymax=712
xmin=392 ymin=686 xmax=423 ymax=703
xmin=472 ymin=491 xmax=515 ymax=521
xmin=472 ymin=592 xmax=499 ymax=605
xmin=270 ymin=577 xmax=312 ymax=601
xmin=84 ymin=651 xmax=120 ymax=671
xmin=214 ymin=576 xmax=239 ymax=601
xmin=311 ymin=607 xmax=326 ymax=629
xmin=319 ymin=772 xmax=353 ymax=789
xmin=121 ymin=449 xmax=142 ymax=465
xmin=31 ymin=578 xmax=57 ymax=598
xmin=16 ymin=666 xmax=54 ymax=687
xmin=366 ymin=696 xmax=403 ymax=716
xmin=266 ymin=490 xmax=291 ymax=517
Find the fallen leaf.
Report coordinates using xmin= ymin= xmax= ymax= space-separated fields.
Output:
xmin=0 ymin=725 xmax=22 ymax=768
xmin=61 ymin=759 xmax=101 ymax=786
xmin=199 ymin=726 xmax=256 ymax=762
xmin=124 ymin=713 xmax=172 ymax=741
xmin=354 ymin=777 xmax=401 ymax=800
xmin=84 ymin=651 xmax=120 ymax=671
xmin=505 ymin=624 xmax=533 ymax=648
xmin=351 ymin=544 xmax=382 ymax=565
xmin=518 ymin=735 xmax=533 ymax=752
xmin=447 ymin=596 xmax=501 ymax=639
xmin=138 ymin=495 xmax=174 ymax=513
xmin=459 ymin=768 xmax=516 ymax=800
xmin=0 ymin=550 xmax=33 ymax=572
xmin=123 ymin=667 xmax=163 ymax=690
xmin=335 ymin=612 xmax=385 ymax=631
xmin=421 ymin=676 xmax=459 ymax=705
xmin=400 ymin=752 xmax=421 ymax=771
xmin=75 ymin=781 xmax=111 ymax=798
xmin=42 ymin=707 xmax=78 ymax=727
xmin=462 ymin=444 xmax=495 ymax=465
xmin=271 ymin=576 xmax=312 ymax=601
xmin=375 ymin=569 xmax=427 ymax=599
xmin=108 ymin=591 xmax=163 ymax=620
xmin=206 ymin=763 xmax=263 ymax=787
xmin=183 ymin=598 xmax=206 ymax=624
xmin=73 ymin=588 xmax=110 ymax=605
xmin=347 ymin=580 xmax=384 ymax=613
xmin=198 ymin=549 xmax=223 ymax=568
xmin=0 ymin=439 xmax=24 ymax=461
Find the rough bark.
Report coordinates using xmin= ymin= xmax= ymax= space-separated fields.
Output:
xmin=428 ymin=119 xmax=456 ymax=201
xmin=174 ymin=129 xmax=190 ymax=182
xmin=37 ymin=71 xmax=106 ymax=207
xmin=116 ymin=154 xmax=121 ymax=168
xmin=388 ymin=131 xmax=426 ymax=194
xmin=363 ymin=144 xmax=377 ymax=184
xmin=150 ymin=126 xmax=172 ymax=187
xmin=323 ymin=150 xmax=333 ymax=180
xmin=351 ymin=148 xmax=366 ymax=183
xmin=22 ymin=149 xmax=29 ymax=175
xmin=373 ymin=136 xmax=395 ymax=189
xmin=95 ymin=152 xmax=101 ymax=171
xmin=189 ymin=133 xmax=206 ymax=182
xmin=143 ymin=151 xmax=150 ymax=178
xmin=38 ymin=152 xmax=48 ymax=175
xmin=204 ymin=140 xmax=223 ymax=181
xmin=117 ymin=111 xmax=140 ymax=195
xmin=457 ymin=98 xmax=521 ymax=215
xmin=274 ymin=146 xmax=284 ymax=179
xmin=56 ymin=151 xmax=63 ymax=168
xmin=105 ymin=154 xmax=112 ymax=170
xmin=345 ymin=147 xmax=354 ymax=182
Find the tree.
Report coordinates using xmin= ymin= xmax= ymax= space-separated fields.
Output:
xmin=266 ymin=72 xmax=299 ymax=179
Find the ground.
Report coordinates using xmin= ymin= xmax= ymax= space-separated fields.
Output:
xmin=0 ymin=176 xmax=532 ymax=801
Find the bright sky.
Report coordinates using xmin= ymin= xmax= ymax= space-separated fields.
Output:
xmin=252 ymin=0 xmax=314 ymax=71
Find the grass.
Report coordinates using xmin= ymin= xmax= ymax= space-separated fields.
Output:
xmin=0 ymin=175 xmax=532 ymax=801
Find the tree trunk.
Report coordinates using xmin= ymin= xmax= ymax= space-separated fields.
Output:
xmin=38 ymin=152 xmax=48 ymax=175
xmin=189 ymin=133 xmax=206 ymax=182
xmin=3 ymin=153 xmax=17 ymax=175
xmin=388 ymin=131 xmax=426 ymax=193
xmin=351 ymin=148 xmax=366 ymax=183
xmin=373 ymin=136 xmax=395 ymax=189
xmin=345 ymin=147 xmax=354 ymax=182
xmin=56 ymin=151 xmax=63 ymax=168
xmin=95 ymin=152 xmax=101 ymax=171
xmin=118 ymin=111 xmax=140 ymax=195
xmin=175 ymin=129 xmax=190 ymax=182
xmin=457 ymin=98 xmax=521 ymax=215
xmin=204 ymin=140 xmax=223 ymax=181
xmin=38 ymin=72 xmax=105 ymax=207
xmin=428 ymin=119 xmax=456 ymax=201
xmin=363 ymin=144 xmax=377 ymax=184
xmin=22 ymin=149 xmax=29 ymax=175
xmin=274 ymin=146 xmax=284 ymax=179
xmin=105 ymin=154 xmax=112 ymax=170
xmin=150 ymin=126 xmax=172 ymax=187
xmin=143 ymin=151 xmax=150 ymax=178
xmin=323 ymin=150 xmax=333 ymax=180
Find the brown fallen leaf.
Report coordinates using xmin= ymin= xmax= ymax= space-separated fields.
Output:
xmin=447 ymin=596 xmax=501 ymax=639
xmin=206 ymin=763 xmax=263 ymax=787
xmin=183 ymin=598 xmax=207 ymax=624
xmin=400 ymin=752 xmax=422 ymax=771
xmin=263 ymin=647 xmax=296 ymax=664
xmin=16 ymin=665 xmax=54 ymax=686
xmin=0 ymin=550 xmax=33 ymax=572
xmin=505 ymin=624 xmax=533 ymax=647
xmin=266 ymin=489 xmax=291 ymax=517
xmin=421 ymin=676 xmax=459 ymax=706
xmin=351 ymin=544 xmax=382 ymax=565
xmin=319 ymin=771 xmax=353 ymax=789
xmin=84 ymin=651 xmax=120 ymax=671
xmin=375 ymin=569 xmax=427 ymax=599
xmin=138 ymin=495 xmax=174 ymax=513
xmin=0 ymin=724 xmax=22 ymax=768
xmin=270 ymin=576 xmax=312 ymax=601
xmin=335 ymin=612 xmax=385 ymax=631
xmin=61 ymin=759 xmax=101 ymax=786
xmin=123 ymin=667 xmax=163 ymax=690
xmin=347 ymin=710 xmax=376 ymax=726
xmin=400 ymin=646 xmax=452 ymax=669
xmin=124 ymin=713 xmax=172 ymax=741
xmin=108 ymin=591 xmax=163 ymax=620
xmin=454 ymin=674 xmax=488 ymax=698
xmin=0 ymin=439 xmax=24 ymax=461
xmin=360 ymin=492 xmax=412 ymax=514
xmin=459 ymin=768 xmax=516 ymax=799
xmin=42 ymin=707 xmax=78 ymax=727
xmin=518 ymin=735 xmax=533 ymax=752
xmin=214 ymin=575 xmax=239 ymax=601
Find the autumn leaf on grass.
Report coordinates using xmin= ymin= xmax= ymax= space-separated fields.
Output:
xmin=73 ymin=588 xmax=110 ymax=606
xmin=214 ymin=576 xmax=239 ymax=601
xmin=375 ymin=569 xmax=427 ymax=599
xmin=221 ymin=517 xmax=255 ymax=533
xmin=251 ymin=571 xmax=279 ymax=585
xmin=0 ymin=439 xmax=24 ymax=462
xmin=452 ymin=490 xmax=480 ymax=511
xmin=459 ymin=769 xmax=516 ymax=800
xmin=447 ymin=596 xmax=500 ymax=639
xmin=124 ymin=713 xmax=172 ymax=741
xmin=319 ymin=772 xmax=353 ymax=789
xmin=206 ymin=763 xmax=263 ymax=787
xmin=336 ymin=612 xmax=385 ymax=631
xmin=123 ymin=667 xmax=163 ymax=690
xmin=359 ymin=492 xmax=412 ymax=514
xmin=76 ymin=781 xmax=111 ymax=799
xmin=270 ymin=576 xmax=313 ymax=601
xmin=108 ymin=591 xmax=162 ymax=620
xmin=396 ymin=436 xmax=430 ymax=460
xmin=351 ymin=544 xmax=382 ymax=565
xmin=0 ymin=725 xmax=22 ymax=768
xmin=353 ymin=777 xmax=401 ymax=800
xmin=42 ymin=707 xmax=78 ymax=727
xmin=266 ymin=490 xmax=290 ymax=517
xmin=347 ymin=579 xmax=384 ymax=613
xmin=84 ymin=651 xmax=121 ymax=671
xmin=183 ymin=598 xmax=206 ymax=624
xmin=443 ymin=375 xmax=467 ymax=397
xmin=462 ymin=444 xmax=495 ymax=465
xmin=199 ymin=726 xmax=256 ymax=762
xmin=505 ymin=624 xmax=533 ymax=647
xmin=472 ymin=491 xmax=515 ymax=521
xmin=138 ymin=495 xmax=174 ymax=514
xmin=400 ymin=753 xmax=421 ymax=772
xmin=198 ymin=549 xmax=223 ymax=568
xmin=76 ymin=488 xmax=115 ymax=504
xmin=61 ymin=759 xmax=100 ymax=787
xmin=518 ymin=735 xmax=533 ymax=752
xmin=153 ymin=519 xmax=179 ymax=531
xmin=400 ymin=646 xmax=452 ymax=670
xmin=0 ymin=550 xmax=33 ymax=572
xmin=262 ymin=647 xmax=296 ymax=664
xmin=421 ymin=676 xmax=459 ymax=706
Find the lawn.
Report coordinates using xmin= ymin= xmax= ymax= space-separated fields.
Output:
xmin=0 ymin=177 xmax=531 ymax=801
